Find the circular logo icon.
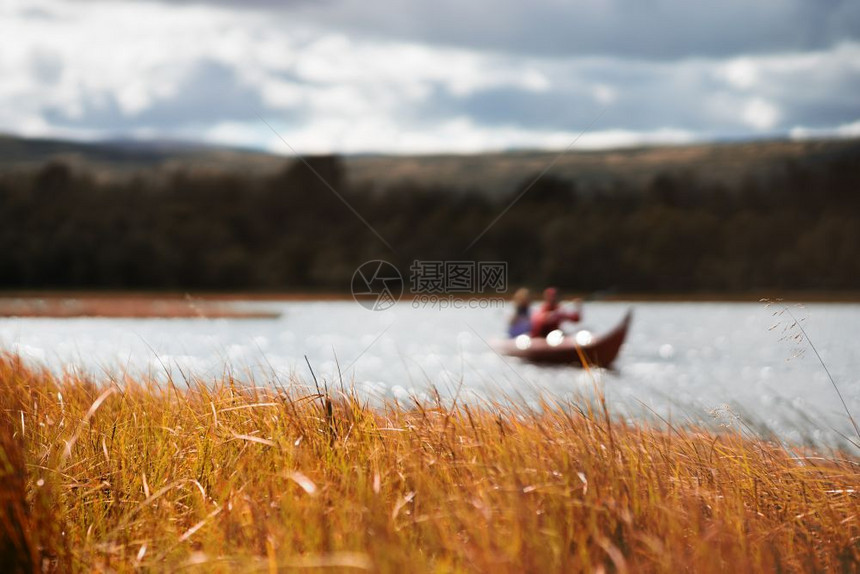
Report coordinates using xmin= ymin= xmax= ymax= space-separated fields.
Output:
xmin=351 ymin=260 xmax=403 ymax=311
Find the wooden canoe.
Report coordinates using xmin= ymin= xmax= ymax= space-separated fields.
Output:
xmin=495 ymin=309 xmax=632 ymax=368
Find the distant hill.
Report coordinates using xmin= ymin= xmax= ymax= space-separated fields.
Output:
xmin=0 ymin=134 xmax=285 ymax=177
xmin=1 ymin=133 xmax=859 ymax=195
xmin=345 ymin=138 xmax=860 ymax=195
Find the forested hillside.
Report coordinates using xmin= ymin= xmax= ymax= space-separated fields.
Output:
xmin=1 ymin=139 xmax=858 ymax=292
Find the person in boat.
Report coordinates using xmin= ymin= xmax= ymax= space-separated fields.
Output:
xmin=530 ymin=287 xmax=582 ymax=338
xmin=507 ymin=288 xmax=532 ymax=338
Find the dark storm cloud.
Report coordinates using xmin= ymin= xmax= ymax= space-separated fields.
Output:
xmin=446 ymin=61 xmax=707 ymax=131
xmin=774 ymin=86 xmax=860 ymax=128
xmin=415 ymin=83 xmax=714 ymax=137
xmin=453 ymin=88 xmax=698 ymax=133
xmin=406 ymin=46 xmax=860 ymax=138
xmin=147 ymin=0 xmax=860 ymax=59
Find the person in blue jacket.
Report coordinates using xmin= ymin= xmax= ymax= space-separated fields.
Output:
xmin=507 ymin=288 xmax=532 ymax=337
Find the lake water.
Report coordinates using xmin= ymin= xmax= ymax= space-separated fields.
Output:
xmin=2 ymin=301 xmax=858 ymax=448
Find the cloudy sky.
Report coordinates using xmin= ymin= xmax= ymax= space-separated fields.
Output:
xmin=3 ymin=0 xmax=860 ymax=153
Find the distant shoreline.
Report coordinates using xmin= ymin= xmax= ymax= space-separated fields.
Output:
xmin=3 ymin=290 xmax=860 ymax=302
xmin=1 ymin=290 xmax=859 ymax=319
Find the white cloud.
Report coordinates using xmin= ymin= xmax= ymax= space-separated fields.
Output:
xmin=259 ymin=80 xmax=305 ymax=110
xmin=204 ymin=121 xmax=268 ymax=147
xmin=742 ymin=98 xmax=781 ymax=130
xmin=719 ymin=58 xmax=758 ymax=90
xmin=790 ymin=119 xmax=860 ymax=140
xmin=256 ymin=117 xmax=696 ymax=155
xmin=592 ymin=84 xmax=617 ymax=104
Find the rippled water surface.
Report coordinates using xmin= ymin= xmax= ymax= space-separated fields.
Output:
xmin=2 ymin=301 xmax=858 ymax=446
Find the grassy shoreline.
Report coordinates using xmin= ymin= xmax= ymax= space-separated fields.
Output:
xmin=0 ymin=296 xmax=281 ymax=319
xmin=1 ymin=355 xmax=858 ymax=572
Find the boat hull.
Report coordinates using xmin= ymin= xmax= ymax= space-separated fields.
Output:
xmin=495 ymin=309 xmax=632 ymax=368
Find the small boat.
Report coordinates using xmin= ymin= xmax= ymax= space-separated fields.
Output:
xmin=495 ymin=309 xmax=633 ymax=368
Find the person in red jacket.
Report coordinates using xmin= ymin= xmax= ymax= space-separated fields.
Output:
xmin=530 ymin=287 xmax=582 ymax=338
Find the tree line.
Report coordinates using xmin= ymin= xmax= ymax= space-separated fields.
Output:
xmin=1 ymin=148 xmax=858 ymax=293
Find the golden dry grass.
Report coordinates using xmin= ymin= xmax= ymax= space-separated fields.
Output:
xmin=0 ymin=354 xmax=857 ymax=572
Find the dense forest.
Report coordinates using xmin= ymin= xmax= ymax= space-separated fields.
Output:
xmin=1 ymin=143 xmax=859 ymax=293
